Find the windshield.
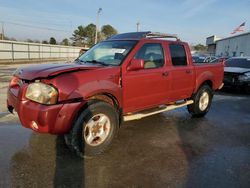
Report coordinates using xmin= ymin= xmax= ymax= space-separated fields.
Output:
xmin=77 ymin=40 xmax=137 ymax=66
xmin=225 ymin=58 xmax=250 ymax=68
xmin=192 ymin=56 xmax=206 ymax=63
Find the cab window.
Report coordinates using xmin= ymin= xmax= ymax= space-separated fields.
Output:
xmin=134 ymin=43 xmax=164 ymax=69
xmin=169 ymin=44 xmax=187 ymax=66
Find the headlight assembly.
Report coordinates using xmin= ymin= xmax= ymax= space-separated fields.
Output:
xmin=25 ymin=82 xmax=58 ymax=105
xmin=238 ymin=72 xmax=250 ymax=82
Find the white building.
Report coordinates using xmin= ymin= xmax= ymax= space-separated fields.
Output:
xmin=206 ymin=32 xmax=250 ymax=57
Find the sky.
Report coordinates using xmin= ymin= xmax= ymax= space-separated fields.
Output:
xmin=0 ymin=0 xmax=249 ymax=44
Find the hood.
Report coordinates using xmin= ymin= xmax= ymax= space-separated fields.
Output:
xmin=14 ymin=62 xmax=101 ymax=80
xmin=224 ymin=67 xmax=250 ymax=74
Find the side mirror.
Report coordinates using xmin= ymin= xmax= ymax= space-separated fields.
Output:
xmin=127 ymin=59 xmax=144 ymax=71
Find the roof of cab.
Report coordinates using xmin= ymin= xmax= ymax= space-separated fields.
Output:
xmin=107 ymin=31 xmax=181 ymax=41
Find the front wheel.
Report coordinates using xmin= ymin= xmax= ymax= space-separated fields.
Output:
xmin=67 ymin=101 xmax=119 ymax=157
xmin=187 ymin=85 xmax=213 ymax=117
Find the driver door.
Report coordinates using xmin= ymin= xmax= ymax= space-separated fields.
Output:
xmin=122 ymin=43 xmax=171 ymax=113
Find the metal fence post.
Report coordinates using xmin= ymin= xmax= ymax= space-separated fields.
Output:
xmin=39 ymin=45 xmax=41 ymax=59
xmin=11 ymin=42 xmax=14 ymax=61
xmin=50 ymin=45 xmax=52 ymax=58
xmin=28 ymin=43 xmax=30 ymax=60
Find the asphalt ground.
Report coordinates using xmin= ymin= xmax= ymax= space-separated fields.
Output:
xmin=0 ymin=63 xmax=250 ymax=188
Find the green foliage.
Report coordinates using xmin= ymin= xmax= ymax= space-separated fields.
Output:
xmin=71 ymin=25 xmax=86 ymax=46
xmin=84 ymin=24 xmax=96 ymax=46
xmin=71 ymin=24 xmax=96 ymax=47
xmin=23 ymin=39 xmax=39 ymax=43
xmin=71 ymin=23 xmax=118 ymax=47
xmin=61 ymin=38 xmax=70 ymax=46
xmin=42 ymin=40 xmax=48 ymax=44
xmin=26 ymin=39 xmax=34 ymax=43
xmin=49 ymin=37 xmax=57 ymax=45
xmin=101 ymin=25 xmax=118 ymax=38
xmin=193 ymin=44 xmax=207 ymax=51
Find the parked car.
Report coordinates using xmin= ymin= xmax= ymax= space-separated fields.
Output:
xmin=224 ymin=57 xmax=250 ymax=92
xmin=192 ymin=55 xmax=217 ymax=63
xmin=7 ymin=32 xmax=224 ymax=157
xmin=192 ymin=55 xmax=206 ymax=63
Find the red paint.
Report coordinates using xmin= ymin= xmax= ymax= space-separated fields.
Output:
xmin=7 ymin=36 xmax=224 ymax=134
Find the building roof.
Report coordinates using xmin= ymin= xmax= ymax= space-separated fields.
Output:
xmin=216 ymin=31 xmax=250 ymax=42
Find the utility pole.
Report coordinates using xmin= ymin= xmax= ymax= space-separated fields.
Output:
xmin=95 ymin=8 xmax=102 ymax=44
xmin=1 ymin=22 xmax=4 ymax=40
xmin=136 ymin=22 xmax=140 ymax=32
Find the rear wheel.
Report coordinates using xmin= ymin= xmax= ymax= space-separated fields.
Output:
xmin=188 ymin=85 xmax=213 ymax=117
xmin=66 ymin=101 xmax=119 ymax=157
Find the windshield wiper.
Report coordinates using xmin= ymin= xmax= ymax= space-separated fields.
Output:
xmin=75 ymin=58 xmax=86 ymax=64
xmin=86 ymin=60 xmax=109 ymax=66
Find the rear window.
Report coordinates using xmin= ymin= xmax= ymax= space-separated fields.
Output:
xmin=225 ymin=58 xmax=250 ymax=68
xmin=169 ymin=44 xmax=187 ymax=66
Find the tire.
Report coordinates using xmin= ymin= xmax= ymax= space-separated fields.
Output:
xmin=64 ymin=133 xmax=74 ymax=151
xmin=187 ymin=85 xmax=213 ymax=118
xmin=67 ymin=101 xmax=119 ymax=158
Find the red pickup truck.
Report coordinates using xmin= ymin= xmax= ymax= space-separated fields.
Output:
xmin=7 ymin=32 xmax=224 ymax=157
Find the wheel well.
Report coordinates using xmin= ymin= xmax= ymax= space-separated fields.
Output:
xmin=200 ymin=80 xmax=213 ymax=89
xmin=193 ymin=80 xmax=213 ymax=94
xmin=87 ymin=94 xmax=123 ymax=126
xmin=87 ymin=93 xmax=120 ymax=110
xmin=71 ymin=93 xmax=121 ymax=129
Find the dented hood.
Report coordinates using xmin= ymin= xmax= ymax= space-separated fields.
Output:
xmin=14 ymin=62 xmax=100 ymax=80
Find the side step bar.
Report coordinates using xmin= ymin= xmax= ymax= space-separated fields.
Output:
xmin=123 ymin=100 xmax=194 ymax=121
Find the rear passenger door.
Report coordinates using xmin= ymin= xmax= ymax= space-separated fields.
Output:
xmin=167 ymin=43 xmax=194 ymax=101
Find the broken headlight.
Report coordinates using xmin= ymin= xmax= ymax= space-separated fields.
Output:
xmin=238 ymin=72 xmax=250 ymax=82
xmin=25 ymin=82 xmax=58 ymax=105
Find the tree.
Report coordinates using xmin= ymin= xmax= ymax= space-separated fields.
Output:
xmin=49 ymin=37 xmax=57 ymax=45
xmin=71 ymin=25 xmax=86 ymax=46
xmin=193 ymin=44 xmax=207 ymax=52
xmin=42 ymin=40 xmax=48 ymax=44
xmin=33 ymin=40 xmax=40 ymax=43
xmin=71 ymin=24 xmax=96 ymax=47
xmin=101 ymin=25 xmax=118 ymax=39
xmin=71 ymin=23 xmax=118 ymax=47
xmin=26 ymin=39 xmax=34 ymax=43
xmin=84 ymin=23 xmax=96 ymax=46
xmin=61 ymin=38 xmax=70 ymax=46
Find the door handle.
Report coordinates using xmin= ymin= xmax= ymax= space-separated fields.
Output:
xmin=162 ymin=71 xmax=169 ymax=77
xmin=186 ymin=70 xmax=192 ymax=74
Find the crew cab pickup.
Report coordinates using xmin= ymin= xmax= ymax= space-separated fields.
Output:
xmin=7 ymin=32 xmax=224 ymax=157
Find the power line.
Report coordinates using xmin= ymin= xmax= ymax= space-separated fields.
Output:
xmin=0 ymin=20 xmax=71 ymax=33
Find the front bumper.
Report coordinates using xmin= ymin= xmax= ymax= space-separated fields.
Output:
xmin=223 ymin=80 xmax=250 ymax=88
xmin=7 ymin=88 xmax=82 ymax=134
